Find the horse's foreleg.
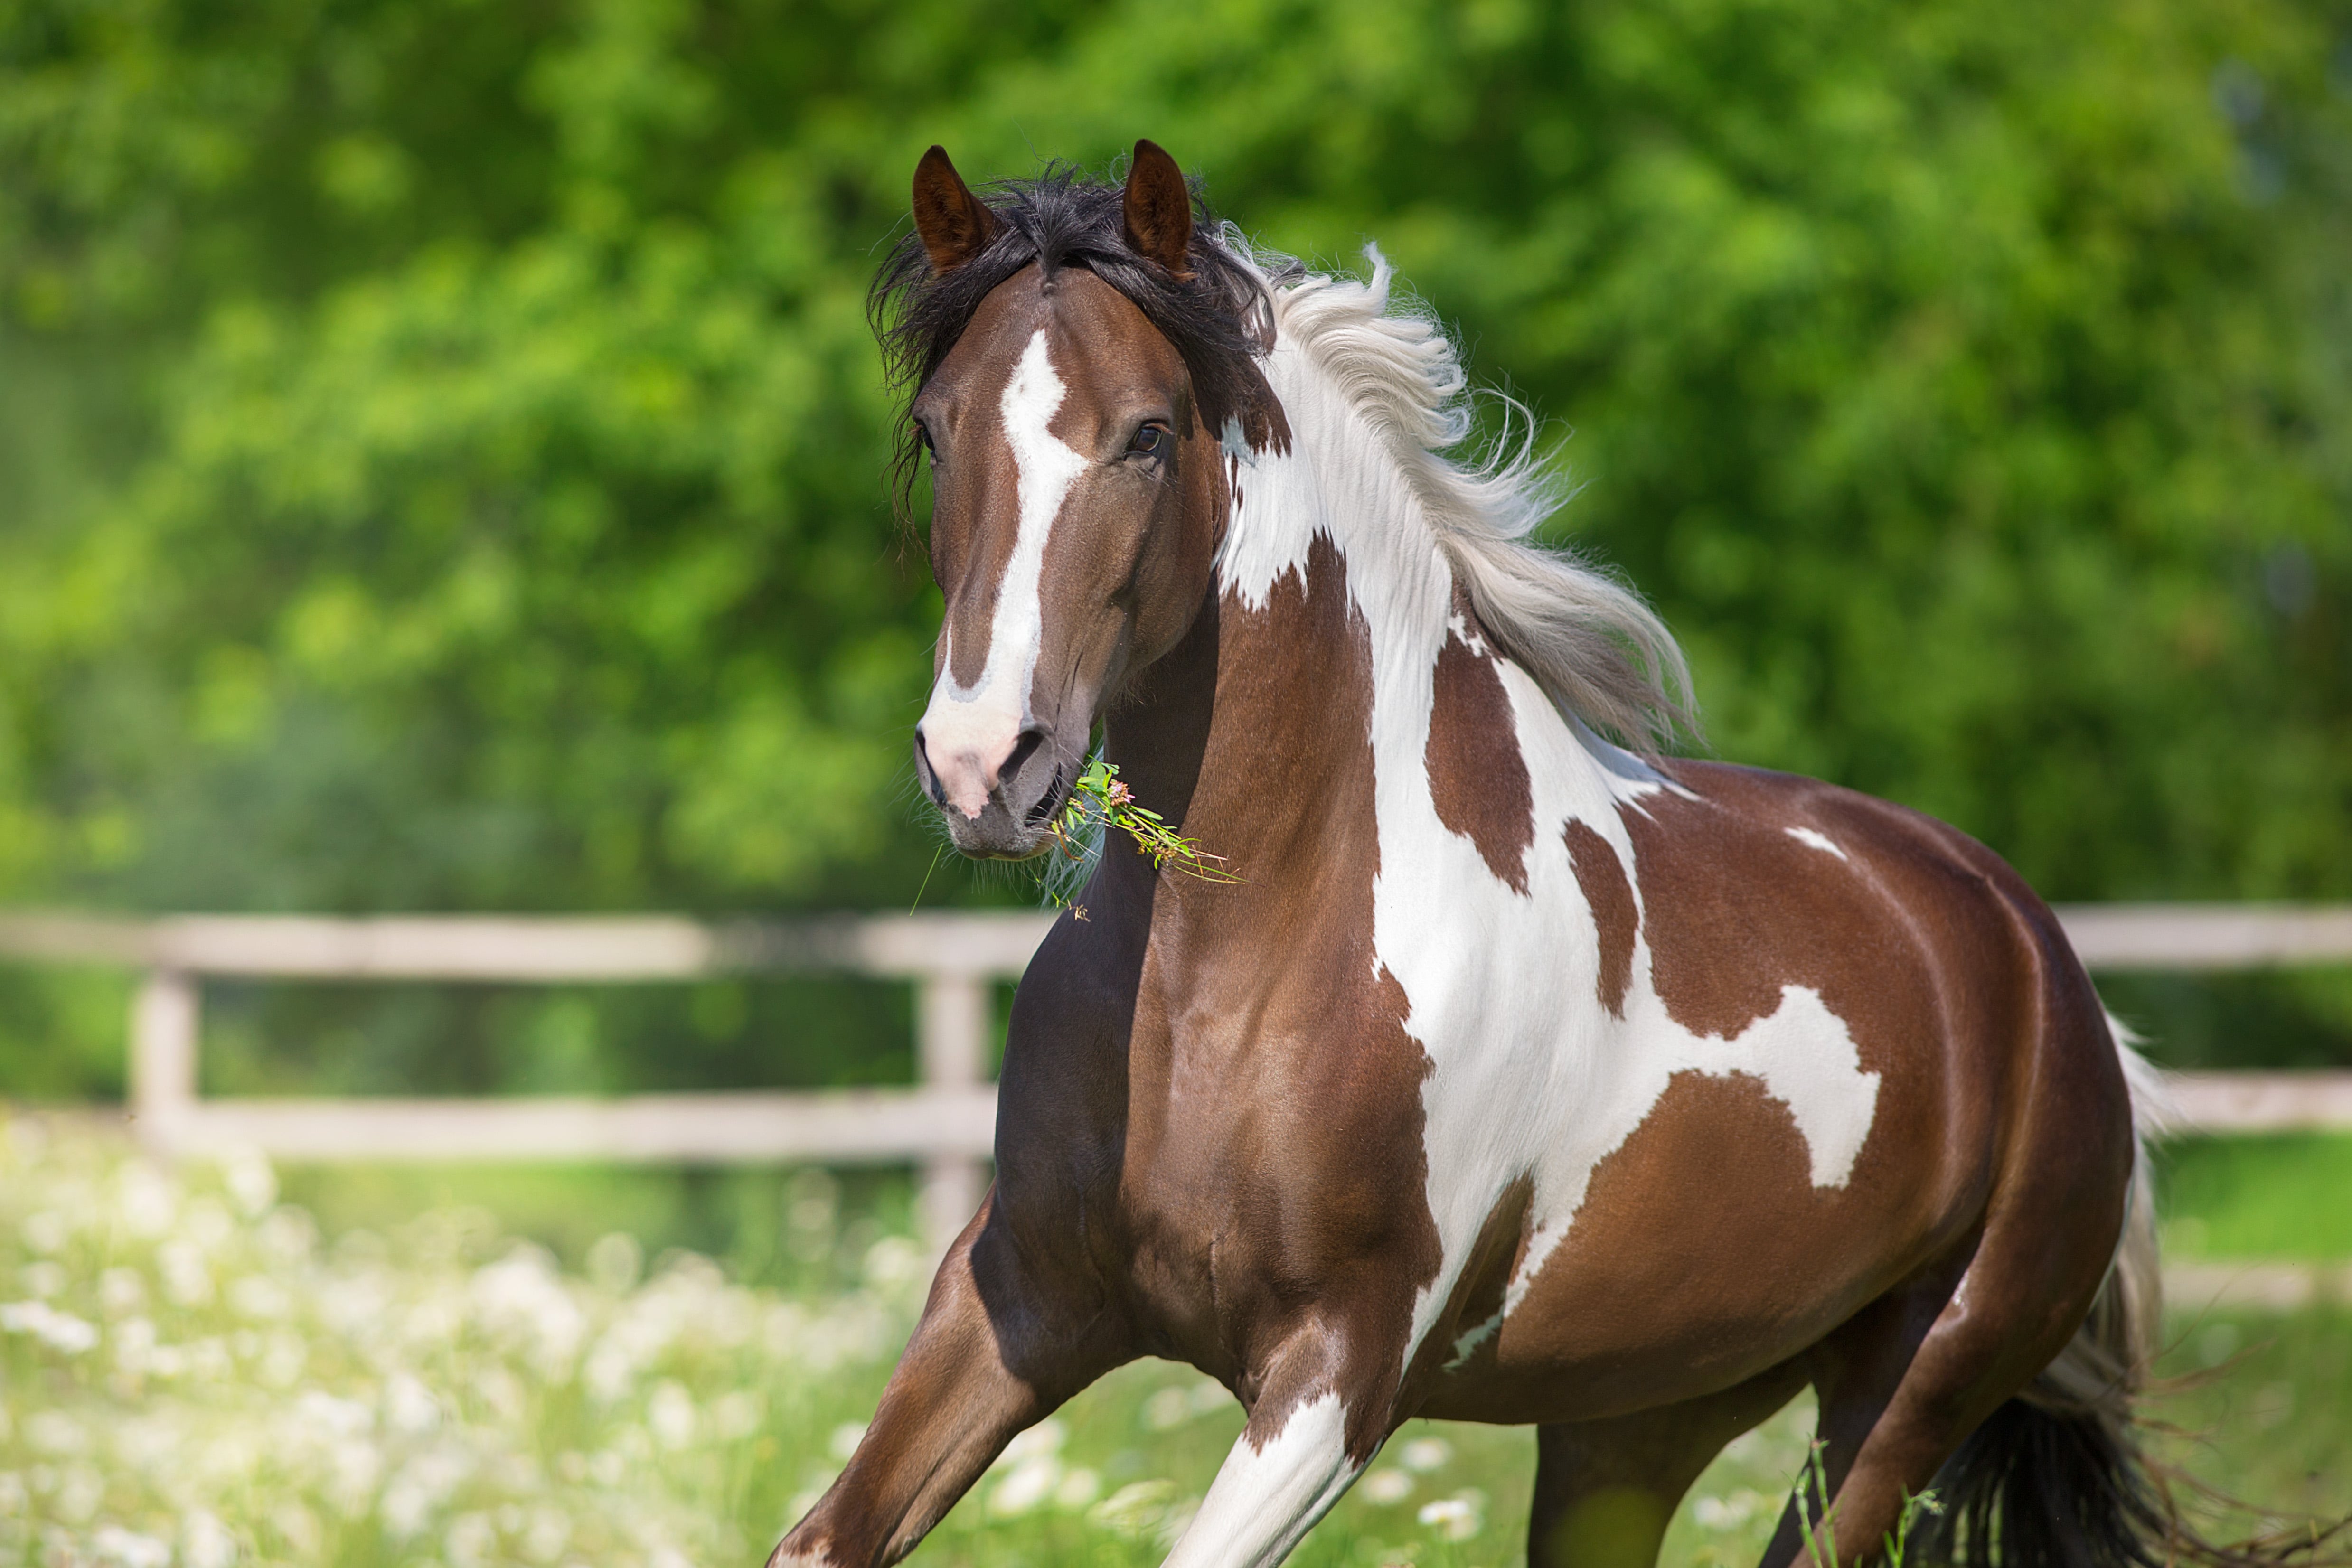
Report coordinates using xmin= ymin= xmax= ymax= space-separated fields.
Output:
xmin=1159 ymin=1323 xmax=1384 ymax=1568
xmin=768 ymin=1204 xmax=1125 ymax=1568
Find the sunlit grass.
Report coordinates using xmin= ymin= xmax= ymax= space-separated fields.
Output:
xmin=3 ymin=1124 xmax=2346 ymax=1568
xmin=2159 ymin=1134 xmax=2352 ymax=1261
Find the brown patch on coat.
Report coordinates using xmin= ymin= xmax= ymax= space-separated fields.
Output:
xmin=1563 ymin=820 xmax=1637 ymax=1016
xmin=1424 ymin=604 xmax=1534 ymax=892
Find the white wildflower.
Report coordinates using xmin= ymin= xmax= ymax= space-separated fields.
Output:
xmin=471 ymin=1246 xmax=587 ymax=1376
xmin=1142 ymin=1387 xmax=1191 ymax=1430
xmin=22 ymin=1210 xmax=67 ymax=1254
xmin=184 ymin=1334 xmax=231 ymax=1380
xmin=476 ymin=1364 xmax=527 ymax=1423
xmin=994 ymin=1419 xmax=1064 ymax=1465
xmin=1 ymin=1299 xmax=99 ymax=1355
xmin=26 ymin=1411 xmax=86 ymax=1455
xmin=1397 ymin=1436 xmax=1451 ymax=1473
xmin=1054 ymin=1467 xmax=1101 ymax=1510
xmin=828 ymin=1423 xmax=866 ymax=1461
xmin=182 ymin=1199 xmax=235 ymax=1253
xmin=98 ymin=1268 xmax=146 ymax=1316
xmin=861 ymin=1236 xmax=923 ymax=1292
xmin=382 ymin=1448 xmax=470 ymax=1538
xmin=56 ymin=1464 xmax=104 ymax=1521
xmin=20 ymin=1260 xmax=66 ymax=1298
xmin=328 ymin=1437 xmax=384 ymax=1516
xmin=522 ymin=1505 xmax=571 ymax=1563
xmin=183 ymin=1509 xmax=237 ymax=1568
xmin=586 ymin=1233 xmax=642 ymax=1294
xmin=386 ymin=1371 xmax=442 ymax=1434
xmin=712 ymin=1390 xmax=762 ymax=1440
xmin=294 ymin=1389 xmax=375 ymax=1440
xmin=1417 ymin=1491 xmax=1485 ymax=1542
xmin=157 ymin=1239 xmax=213 ymax=1306
xmin=219 ymin=1148 xmax=279 ymax=1217
xmin=227 ymin=1275 xmax=291 ymax=1319
xmin=92 ymin=1524 xmax=172 ymax=1568
xmin=1088 ymin=1479 xmax=1178 ymax=1539
xmin=115 ymin=1165 xmax=179 ymax=1238
xmin=1362 ymin=1468 xmax=1414 ymax=1504
xmin=648 ymin=1381 xmax=696 ymax=1449
xmin=257 ymin=1329 xmax=305 ymax=1387
xmin=272 ymin=1501 xmax=321 ymax=1558
xmin=446 ymin=1511 xmax=497 ymax=1568
xmin=988 ymin=1456 xmax=1061 ymax=1517
xmin=257 ymin=1206 xmax=318 ymax=1266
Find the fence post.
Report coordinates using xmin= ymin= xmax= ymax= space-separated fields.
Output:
xmin=129 ymin=968 xmax=200 ymax=1159
xmin=915 ymin=971 xmax=989 ymax=1257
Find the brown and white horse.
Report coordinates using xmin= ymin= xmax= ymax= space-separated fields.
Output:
xmin=773 ymin=142 xmax=2183 ymax=1568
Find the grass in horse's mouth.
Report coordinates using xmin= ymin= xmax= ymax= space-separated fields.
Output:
xmin=1040 ymin=758 xmax=1239 ymax=889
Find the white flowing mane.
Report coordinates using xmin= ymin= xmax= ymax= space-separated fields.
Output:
xmin=1246 ymin=241 xmax=1699 ymax=754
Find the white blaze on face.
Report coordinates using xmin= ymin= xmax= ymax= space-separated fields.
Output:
xmin=921 ymin=329 xmax=1090 ymax=817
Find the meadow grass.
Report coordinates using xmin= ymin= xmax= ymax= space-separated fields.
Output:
xmin=2159 ymin=1134 xmax=2352 ymax=1261
xmin=3 ymin=1126 xmax=2345 ymax=1568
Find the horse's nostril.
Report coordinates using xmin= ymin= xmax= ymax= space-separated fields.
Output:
xmin=1003 ymin=728 xmax=1047 ymax=783
xmin=912 ymin=729 xmax=948 ymax=807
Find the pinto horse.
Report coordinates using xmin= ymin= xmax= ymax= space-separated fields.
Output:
xmin=774 ymin=142 xmax=2183 ymax=1568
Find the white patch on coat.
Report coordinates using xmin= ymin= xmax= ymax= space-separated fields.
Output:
xmin=918 ymin=329 xmax=1087 ymax=813
xmin=1220 ymin=305 xmax=1882 ymax=1388
xmin=1786 ymin=826 xmax=1848 ymax=860
xmin=1161 ymin=1391 xmax=1357 ymax=1568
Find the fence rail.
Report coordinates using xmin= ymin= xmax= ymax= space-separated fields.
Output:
xmin=0 ymin=910 xmax=1055 ymax=1253
xmin=1 ymin=904 xmax=2348 ymax=1254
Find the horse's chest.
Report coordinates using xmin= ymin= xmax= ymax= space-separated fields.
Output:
xmin=1110 ymin=987 xmax=1446 ymax=1369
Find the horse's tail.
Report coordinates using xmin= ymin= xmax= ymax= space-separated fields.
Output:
xmin=1919 ymin=1022 xmax=2333 ymax=1568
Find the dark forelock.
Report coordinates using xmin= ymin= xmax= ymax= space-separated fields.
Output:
xmin=869 ymin=162 xmax=1293 ymax=519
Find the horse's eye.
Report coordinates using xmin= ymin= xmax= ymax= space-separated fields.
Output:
xmin=913 ymin=420 xmax=937 ymax=458
xmin=1129 ymin=423 xmax=1169 ymax=459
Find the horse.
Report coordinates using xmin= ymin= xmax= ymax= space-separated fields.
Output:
xmin=771 ymin=141 xmax=2187 ymax=1568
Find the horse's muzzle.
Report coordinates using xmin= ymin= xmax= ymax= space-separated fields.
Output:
xmin=913 ymin=722 xmax=1072 ymax=859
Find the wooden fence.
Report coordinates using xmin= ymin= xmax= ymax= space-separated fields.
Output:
xmin=1 ymin=903 xmax=2348 ymax=1252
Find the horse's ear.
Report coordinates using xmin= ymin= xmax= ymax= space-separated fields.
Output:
xmin=1122 ymin=139 xmax=1194 ymax=280
xmin=912 ymin=145 xmax=996 ymax=274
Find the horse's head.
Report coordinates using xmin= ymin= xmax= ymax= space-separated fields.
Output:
xmin=882 ymin=142 xmax=1287 ymax=858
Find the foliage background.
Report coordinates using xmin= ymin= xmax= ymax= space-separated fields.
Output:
xmin=1 ymin=0 xmax=2349 ymax=1098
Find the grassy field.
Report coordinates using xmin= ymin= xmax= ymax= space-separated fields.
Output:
xmin=2 ymin=1127 xmax=2345 ymax=1568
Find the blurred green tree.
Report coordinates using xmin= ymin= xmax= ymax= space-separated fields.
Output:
xmin=0 ymin=0 xmax=2346 ymax=1092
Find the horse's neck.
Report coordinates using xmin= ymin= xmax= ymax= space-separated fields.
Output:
xmin=1107 ymin=345 xmax=1626 ymax=904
